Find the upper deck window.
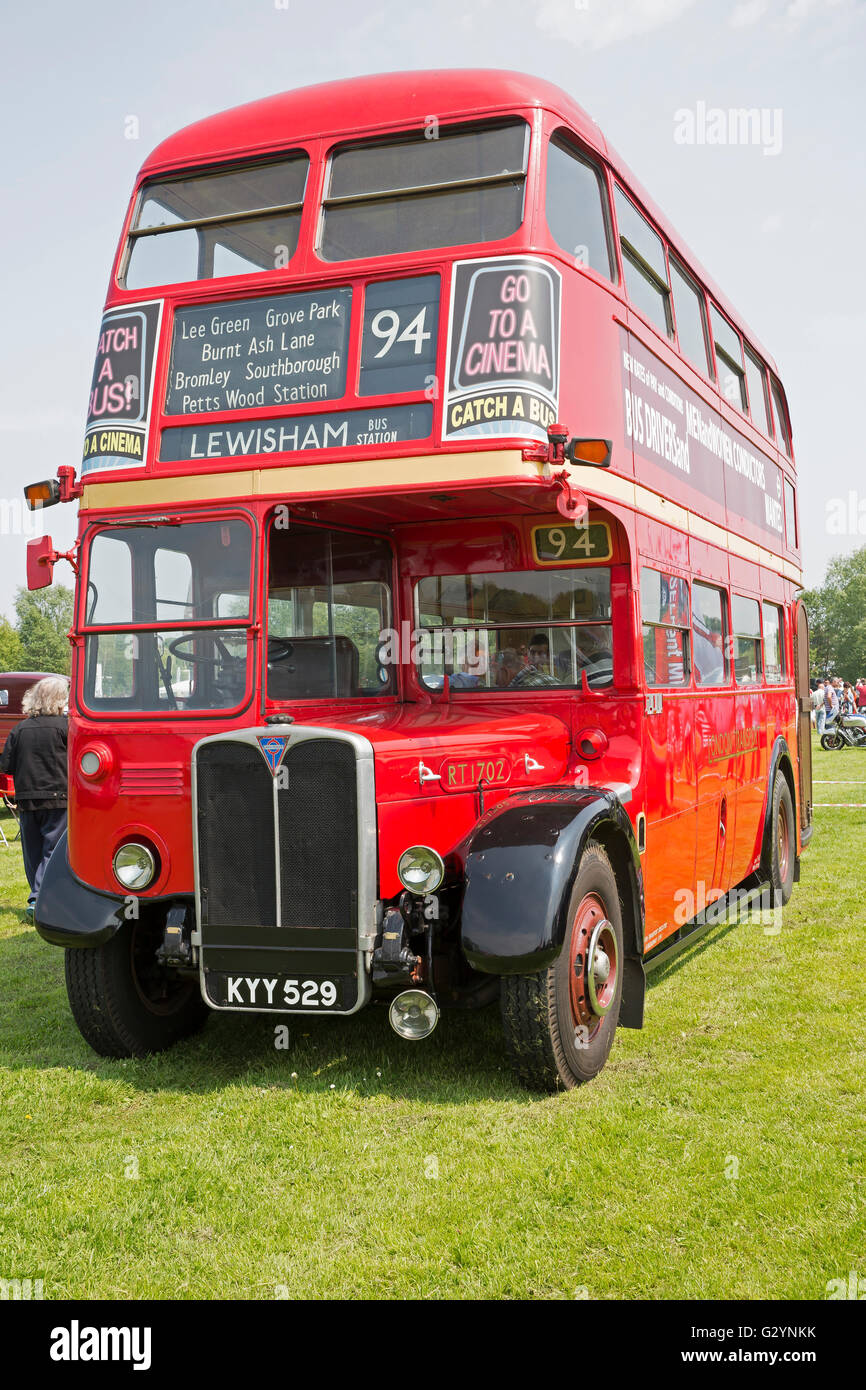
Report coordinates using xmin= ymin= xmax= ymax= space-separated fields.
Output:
xmin=744 ymin=345 xmax=772 ymax=437
xmin=545 ymin=135 xmax=613 ymax=279
xmin=770 ymin=374 xmax=792 ymax=456
xmin=320 ymin=120 xmax=528 ymax=262
xmin=711 ymin=306 xmax=747 ymax=414
xmin=123 ymin=155 xmax=309 ymax=290
xmin=670 ymin=257 xmax=712 ymax=378
xmin=614 ymin=187 xmax=672 ymax=339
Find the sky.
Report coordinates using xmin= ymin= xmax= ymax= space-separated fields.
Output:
xmin=1 ymin=0 xmax=864 ymax=619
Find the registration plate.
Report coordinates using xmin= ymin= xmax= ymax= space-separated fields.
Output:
xmin=207 ymin=972 xmax=344 ymax=1011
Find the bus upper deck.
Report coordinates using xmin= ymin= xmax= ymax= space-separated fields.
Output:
xmin=73 ymin=69 xmax=798 ymax=589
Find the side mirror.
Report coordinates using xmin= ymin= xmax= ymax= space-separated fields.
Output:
xmin=26 ymin=535 xmax=55 ymax=590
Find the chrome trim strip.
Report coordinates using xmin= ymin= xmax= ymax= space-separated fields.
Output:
xmin=604 ymin=782 xmax=632 ymax=805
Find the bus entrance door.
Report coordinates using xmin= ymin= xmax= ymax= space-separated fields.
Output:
xmin=641 ymin=693 xmax=697 ymax=944
xmin=694 ymin=693 xmax=737 ymax=908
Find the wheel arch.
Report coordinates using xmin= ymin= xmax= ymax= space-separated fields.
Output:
xmin=760 ymin=736 xmax=797 ymax=876
xmin=458 ymin=786 xmax=646 ymax=1027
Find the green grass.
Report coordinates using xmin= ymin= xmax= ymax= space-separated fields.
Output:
xmin=1 ymin=740 xmax=864 ymax=1300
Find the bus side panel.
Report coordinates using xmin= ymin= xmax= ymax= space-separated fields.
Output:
xmin=641 ymin=692 xmax=697 ymax=946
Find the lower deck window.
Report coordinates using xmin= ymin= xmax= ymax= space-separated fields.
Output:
xmin=732 ymin=595 xmax=763 ymax=684
xmin=415 ymin=568 xmax=612 ymax=691
xmin=692 ymin=581 xmax=729 ymax=686
xmin=762 ymin=602 xmax=786 ymax=684
xmin=641 ymin=567 xmax=690 ymax=687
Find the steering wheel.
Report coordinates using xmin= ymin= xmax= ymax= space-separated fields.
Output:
xmin=267 ymin=637 xmax=294 ymax=664
xmin=167 ymin=632 xmax=237 ymax=666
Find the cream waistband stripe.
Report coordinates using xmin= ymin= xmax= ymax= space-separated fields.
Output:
xmin=79 ymin=451 xmax=803 ymax=586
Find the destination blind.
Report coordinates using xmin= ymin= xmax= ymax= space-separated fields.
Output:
xmin=157 ymin=276 xmax=441 ymax=463
xmin=166 ymin=288 xmax=353 ymax=415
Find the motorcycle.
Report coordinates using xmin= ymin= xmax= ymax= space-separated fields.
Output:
xmin=820 ymin=707 xmax=866 ymax=751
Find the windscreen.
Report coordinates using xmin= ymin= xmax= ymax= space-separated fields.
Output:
xmin=82 ymin=519 xmax=253 ymax=712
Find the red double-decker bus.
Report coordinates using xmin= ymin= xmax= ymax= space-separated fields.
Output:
xmin=26 ymin=70 xmax=811 ymax=1090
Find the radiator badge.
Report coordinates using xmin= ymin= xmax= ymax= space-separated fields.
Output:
xmin=257 ymin=735 xmax=289 ymax=775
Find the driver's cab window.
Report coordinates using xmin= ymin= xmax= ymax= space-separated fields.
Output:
xmin=266 ymin=521 xmax=393 ymax=699
xmin=154 ymin=547 xmax=194 ymax=623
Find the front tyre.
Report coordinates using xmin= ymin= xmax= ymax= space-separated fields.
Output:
xmin=65 ymin=920 xmax=209 ymax=1058
xmin=500 ymin=843 xmax=624 ymax=1092
xmin=820 ymin=731 xmax=842 ymax=751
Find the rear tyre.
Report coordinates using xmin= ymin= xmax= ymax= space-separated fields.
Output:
xmin=768 ymin=775 xmax=796 ymax=906
xmin=500 ymin=843 xmax=624 ymax=1092
xmin=65 ymin=920 xmax=209 ymax=1058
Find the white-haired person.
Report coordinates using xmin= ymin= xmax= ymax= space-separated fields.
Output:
xmin=0 ymin=675 xmax=69 ymax=922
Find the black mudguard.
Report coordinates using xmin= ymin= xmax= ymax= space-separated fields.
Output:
xmin=34 ymin=831 xmax=131 ymax=948
xmin=458 ymin=787 xmax=646 ymax=1025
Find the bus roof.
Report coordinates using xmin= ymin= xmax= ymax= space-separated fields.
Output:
xmin=139 ymin=68 xmax=779 ymax=376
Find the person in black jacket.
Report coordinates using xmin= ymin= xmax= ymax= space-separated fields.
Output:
xmin=0 ymin=675 xmax=69 ymax=920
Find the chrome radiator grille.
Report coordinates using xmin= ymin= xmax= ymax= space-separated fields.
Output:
xmin=192 ymin=726 xmax=376 ymax=1015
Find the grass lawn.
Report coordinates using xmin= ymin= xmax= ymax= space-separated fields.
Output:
xmin=0 ymin=739 xmax=863 ymax=1301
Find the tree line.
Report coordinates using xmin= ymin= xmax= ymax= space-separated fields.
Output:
xmin=801 ymin=547 xmax=866 ymax=681
xmin=0 ymin=588 xmax=75 ymax=676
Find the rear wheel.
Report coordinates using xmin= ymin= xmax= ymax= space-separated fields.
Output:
xmin=768 ymin=775 xmax=796 ymax=906
xmin=500 ymin=843 xmax=624 ymax=1092
xmin=65 ymin=919 xmax=209 ymax=1058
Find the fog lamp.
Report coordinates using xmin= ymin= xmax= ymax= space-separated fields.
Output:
xmin=113 ymin=842 xmax=157 ymax=891
xmin=389 ymin=990 xmax=440 ymax=1040
xmin=397 ymin=845 xmax=444 ymax=895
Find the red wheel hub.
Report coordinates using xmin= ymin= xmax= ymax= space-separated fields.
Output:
xmin=568 ymin=892 xmax=618 ymax=1039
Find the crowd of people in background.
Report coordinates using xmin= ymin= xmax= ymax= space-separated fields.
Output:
xmin=810 ymin=675 xmax=866 ymax=732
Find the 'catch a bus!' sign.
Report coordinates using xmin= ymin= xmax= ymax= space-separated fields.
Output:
xmin=82 ymin=302 xmax=162 ymax=474
xmin=444 ymin=257 xmax=561 ymax=444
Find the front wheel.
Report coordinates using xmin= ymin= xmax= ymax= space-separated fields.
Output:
xmin=820 ymin=731 xmax=842 ymax=751
xmin=500 ymin=843 xmax=624 ymax=1092
xmin=65 ymin=920 xmax=209 ymax=1058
